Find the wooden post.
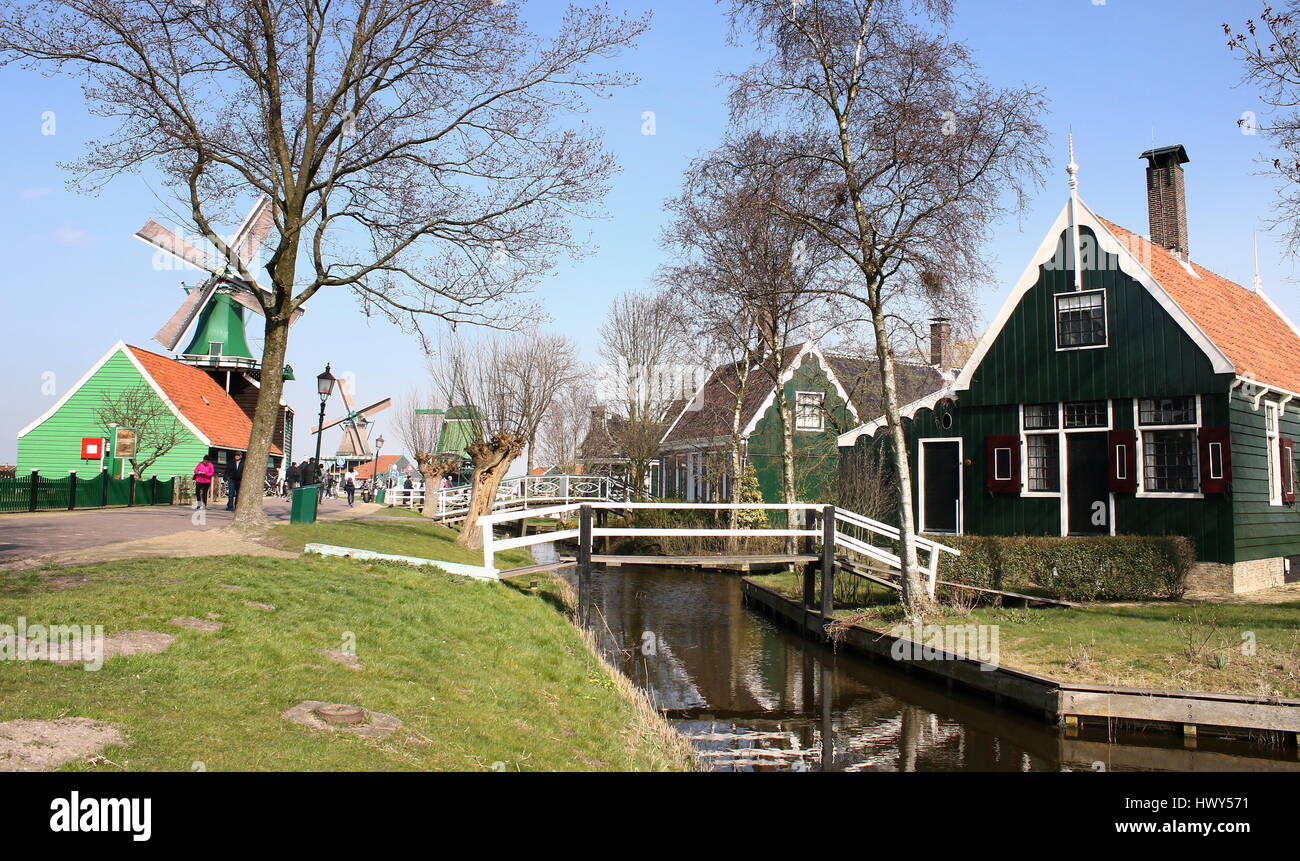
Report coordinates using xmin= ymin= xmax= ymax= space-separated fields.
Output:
xmin=596 ymin=506 xmax=608 ymax=553
xmin=579 ymin=507 xmax=595 ymax=626
xmin=802 ymin=509 xmax=816 ymax=609
xmin=821 ymin=505 xmax=835 ymax=623
xmin=29 ymin=470 xmax=39 ymax=512
xmin=100 ymin=468 xmax=109 ymax=507
xmin=68 ymin=472 xmax=77 ymax=510
xmin=128 ymin=474 xmax=137 ymax=507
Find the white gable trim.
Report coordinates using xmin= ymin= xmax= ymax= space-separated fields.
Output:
xmin=739 ymin=342 xmax=859 ymax=438
xmin=837 ymin=385 xmax=954 ymax=447
xmin=17 ymin=341 xmax=127 ymax=438
xmin=952 ymin=198 xmax=1234 ymax=393
xmin=121 ymin=347 xmax=212 ymax=446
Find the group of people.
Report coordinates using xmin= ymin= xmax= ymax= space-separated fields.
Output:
xmin=191 ymin=452 xmax=243 ymax=511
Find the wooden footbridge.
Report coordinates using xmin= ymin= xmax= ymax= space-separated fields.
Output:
xmin=479 ymin=501 xmax=976 ymax=623
xmin=384 ymin=474 xmax=636 ymax=523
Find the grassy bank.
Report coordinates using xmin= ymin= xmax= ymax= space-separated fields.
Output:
xmin=0 ymin=552 xmax=695 ymax=771
xmin=270 ymin=518 xmax=534 ymax=569
xmin=748 ymin=571 xmax=1300 ymax=699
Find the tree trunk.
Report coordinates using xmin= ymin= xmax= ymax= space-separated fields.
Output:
xmin=774 ymin=367 xmax=797 ymax=553
xmin=869 ymin=300 xmax=931 ymax=617
xmin=229 ymin=315 xmax=290 ymax=533
xmin=456 ymin=436 xmax=520 ymax=549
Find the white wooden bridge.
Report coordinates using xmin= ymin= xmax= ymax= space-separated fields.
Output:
xmin=383 ymin=473 xmax=636 ymax=522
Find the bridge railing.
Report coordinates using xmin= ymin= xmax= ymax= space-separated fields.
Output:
xmin=387 ymin=474 xmax=638 ymax=520
xmin=479 ymin=501 xmax=960 ymax=604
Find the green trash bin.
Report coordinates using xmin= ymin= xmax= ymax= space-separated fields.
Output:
xmin=291 ymin=484 xmax=319 ymax=524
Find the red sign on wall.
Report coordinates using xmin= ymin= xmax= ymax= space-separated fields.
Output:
xmin=81 ymin=437 xmax=104 ymax=460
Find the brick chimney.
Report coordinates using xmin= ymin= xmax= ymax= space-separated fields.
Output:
xmin=929 ymin=318 xmax=952 ymax=368
xmin=1140 ymin=144 xmax=1190 ymax=258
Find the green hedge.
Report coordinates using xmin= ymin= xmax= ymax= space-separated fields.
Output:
xmin=941 ymin=535 xmax=1194 ymax=602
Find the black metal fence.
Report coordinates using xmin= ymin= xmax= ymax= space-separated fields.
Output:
xmin=0 ymin=470 xmax=178 ymax=513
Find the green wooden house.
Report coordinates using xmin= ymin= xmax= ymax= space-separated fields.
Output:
xmin=17 ymin=341 xmax=284 ymax=479
xmin=838 ymin=145 xmax=1300 ymax=593
xmin=660 ymin=342 xmax=946 ymax=503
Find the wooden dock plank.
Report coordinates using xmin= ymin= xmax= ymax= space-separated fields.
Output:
xmin=496 ymin=561 xmax=576 ymax=578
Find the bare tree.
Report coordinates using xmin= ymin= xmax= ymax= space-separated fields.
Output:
xmin=726 ymin=0 xmax=1048 ymax=613
xmin=431 ymin=333 xmax=579 ymax=549
xmin=1226 ymin=3 xmax=1300 ymax=251
xmin=395 ymin=392 xmax=461 ymax=518
xmin=96 ymin=385 xmax=185 ymax=477
xmin=537 ymin=380 xmax=597 ymax=472
xmin=0 ymin=0 xmax=648 ymax=532
xmin=598 ymin=291 xmax=690 ymax=496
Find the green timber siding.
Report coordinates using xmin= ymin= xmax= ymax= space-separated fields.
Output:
xmin=1229 ymin=388 xmax=1300 ymax=562
xmin=17 ymin=348 xmax=208 ymax=479
xmin=746 ymin=352 xmax=856 ymax=503
xmin=839 ymin=226 xmax=1247 ymax=563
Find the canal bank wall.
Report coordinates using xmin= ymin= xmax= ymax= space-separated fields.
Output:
xmin=740 ymin=578 xmax=1300 ymax=747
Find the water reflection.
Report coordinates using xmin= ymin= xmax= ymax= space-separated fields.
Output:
xmin=562 ymin=562 xmax=1300 ymax=772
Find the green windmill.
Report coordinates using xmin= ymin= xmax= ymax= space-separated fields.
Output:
xmin=135 ymin=196 xmax=303 ymax=377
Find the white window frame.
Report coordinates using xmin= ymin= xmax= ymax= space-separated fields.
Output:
xmin=1266 ymin=400 xmax=1281 ymax=506
xmin=918 ymin=437 xmax=963 ymax=535
xmin=1054 ymin=288 xmax=1109 ymax=352
xmin=1134 ymin=395 xmax=1203 ymax=500
xmin=209 ymin=342 xmax=223 ymax=356
xmin=1020 ymin=401 xmax=1116 ymax=536
xmin=794 ymin=390 xmax=826 ymax=432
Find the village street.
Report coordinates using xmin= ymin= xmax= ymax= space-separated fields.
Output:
xmin=0 ymin=497 xmax=370 ymax=564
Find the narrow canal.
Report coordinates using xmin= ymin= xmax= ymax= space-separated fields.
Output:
xmin=549 ymin=557 xmax=1300 ymax=772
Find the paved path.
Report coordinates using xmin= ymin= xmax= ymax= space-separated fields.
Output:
xmin=0 ymin=497 xmax=380 ymax=564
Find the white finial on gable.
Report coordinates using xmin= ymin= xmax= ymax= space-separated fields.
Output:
xmin=1066 ymin=132 xmax=1079 ymax=193
xmin=1067 ymin=132 xmax=1083 ymax=290
xmin=1253 ymin=232 xmax=1262 ymax=293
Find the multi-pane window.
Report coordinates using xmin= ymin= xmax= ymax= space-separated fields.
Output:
xmin=1026 ymin=433 xmax=1060 ymax=492
xmin=1063 ymin=400 xmax=1107 ymax=428
xmin=1137 ymin=395 xmax=1199 ymax=493
xmin=1142 ymin=429 xmax=1199 ymax=492
xmin=1266 ymin=401 xmax=1281 ymax=505
xmin=795 ymin=391 xmax=825 ymax=431
xmin=1056 ymin=290 xmax=1107 ymax=348
xmin=1023 ymin=403 xmax=1058 ymax=430
xmin=1138 ymin=396 xmax=1197 ymax=426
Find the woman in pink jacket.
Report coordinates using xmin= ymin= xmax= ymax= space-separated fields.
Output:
xmin=193 ymin=455 xmax=215 ymax=509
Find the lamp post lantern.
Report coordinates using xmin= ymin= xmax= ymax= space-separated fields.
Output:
xmin=371 ymin=434 xmax=384 ymax=495
xmin=314 ymin=364 xmax=336 ymax=494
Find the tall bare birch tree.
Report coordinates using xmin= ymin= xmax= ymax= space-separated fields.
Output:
xmin=727 ymin=0 xmax=1048 ymax=613
xmin=0 ymin=0 xmax=647 ymax=532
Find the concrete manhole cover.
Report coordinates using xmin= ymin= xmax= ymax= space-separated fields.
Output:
xmin=281 ymin=701 xmax=401 ymax=739
xmin=170 ymin=617 xmax=222 ymax=632
xmin=0 ymin=718 xmax=125 ymax=772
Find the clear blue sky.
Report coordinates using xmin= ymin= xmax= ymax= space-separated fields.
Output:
xmin=0 ymin=0 xmax=1288 ymax=464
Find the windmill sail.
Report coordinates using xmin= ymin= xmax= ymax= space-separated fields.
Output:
xmin=135 ymin=220 xmax=218 ymax=272
xmin=153 ymin=278 xmax=221 ymax=352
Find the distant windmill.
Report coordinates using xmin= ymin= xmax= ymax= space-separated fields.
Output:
xmin=313 ymin=378 xmax=392 ymax=461
xmin=135 ymin=196 xmax=304 ymax=355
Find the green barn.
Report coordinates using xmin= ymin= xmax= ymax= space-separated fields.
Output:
xmin=839 ymin=145 xmax=1300 ymax=593
xmin=661 ymin=342 xmax=946 ymax=503
xmin=17 ymin=340 xmax=286 ymax=481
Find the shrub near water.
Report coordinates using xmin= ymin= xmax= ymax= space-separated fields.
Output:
xmin=942 ymin=536 xmax=1194 ymax=602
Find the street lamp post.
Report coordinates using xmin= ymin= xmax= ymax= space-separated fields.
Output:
xmin=314 ymin=364 xmax=336 ymax=496
xmin=371 ymin=434 xmax=384 ymax=500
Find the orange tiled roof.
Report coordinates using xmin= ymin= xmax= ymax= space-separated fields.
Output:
xmin=356 ymin=454 xmax=403 ymax=479
xmin=125 ymin=345 xmax=281 ymax=454
xmin=1099 ymin=218 xmax=1300 ymax=394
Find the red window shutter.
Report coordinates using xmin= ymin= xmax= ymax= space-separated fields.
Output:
xmin=1197 ymin=427 xmax=1231 ymax=494
xmin=1108 ymin=429 xmax=1137 ymax=493
xmin=985 ymin=434 xmax=1019 ymax=493
xmin=1281 ymin=437 xmax=1296 ymax=504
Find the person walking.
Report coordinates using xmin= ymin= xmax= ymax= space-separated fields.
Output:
xmin=343 ymin=466 xmax=358 ymax=507
xmin=286 ymin=460 xmax=301 ymax=494
xmin=193 ymin=455 xmax=215 ymax=509
xmin=224 ymin=453 xmax=243 ymax=511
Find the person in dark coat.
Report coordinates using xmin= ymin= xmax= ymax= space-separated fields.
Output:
xmin=286 ymin=461 xmax=301 ymax=492
xmin=224 ymin=453 xmax=243 ymax=511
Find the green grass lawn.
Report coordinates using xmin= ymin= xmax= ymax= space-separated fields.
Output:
xmin=371 ymin=506 xmax=427 ymax=519
xmin=0 ymin=555 xmax=694 ymax=771
xmin=270 ymin=519 xmax=535 ymax=569
xmin=748 ymin=571 xmax=1300 ymax=698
